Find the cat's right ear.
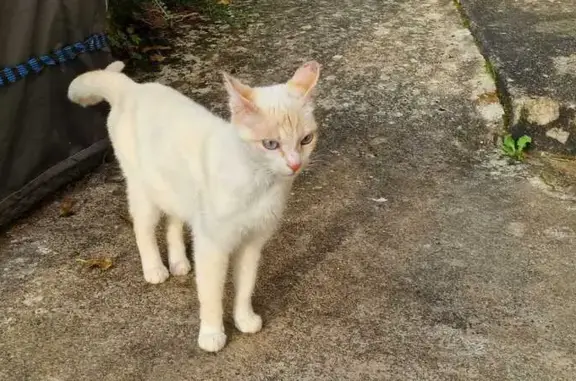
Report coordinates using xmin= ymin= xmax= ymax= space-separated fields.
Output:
xmin=222 ymin=72 xmax=258 ymax=116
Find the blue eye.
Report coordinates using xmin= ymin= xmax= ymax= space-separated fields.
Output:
xmin=262 ymin=139 xmax=280 ymax=150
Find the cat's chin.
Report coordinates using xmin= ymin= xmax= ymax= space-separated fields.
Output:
xmin=284 ymin=172 xmax=302 ymax=179
xmin=271 ymin=172 xmax=296 ymax=180
xmin=277 ymin=169 xmax=299 ymax=178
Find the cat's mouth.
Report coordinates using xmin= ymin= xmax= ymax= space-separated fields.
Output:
xmin=277 ymin=168 xmax=298 ymax=178
xmin=286 ymin=169 xmax=301 ymax=177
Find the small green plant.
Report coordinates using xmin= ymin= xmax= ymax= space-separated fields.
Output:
xmin=502 ymin=134 xmax=532 ymax=161
xmin=484 ymin=60 xmax=496 ymax=81
xmin=107 ymin=24 xmax=145 ymax=61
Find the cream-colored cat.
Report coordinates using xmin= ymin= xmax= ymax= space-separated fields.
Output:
xmin=68 ymin=60 xmax=321 ymax=352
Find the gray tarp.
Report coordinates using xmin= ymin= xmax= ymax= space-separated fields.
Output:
xmin=0 ymin=0 xmax=113 ymax=228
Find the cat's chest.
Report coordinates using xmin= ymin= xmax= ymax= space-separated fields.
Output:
xmin=210 ymin=181 xmax=289 ymax=227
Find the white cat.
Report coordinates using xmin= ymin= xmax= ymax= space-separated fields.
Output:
xmin=67 ymin=60 xmax=321 ymax=352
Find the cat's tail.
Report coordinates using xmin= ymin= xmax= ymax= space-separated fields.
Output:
xmin=68 ymin=61 xmax=133 ymax=107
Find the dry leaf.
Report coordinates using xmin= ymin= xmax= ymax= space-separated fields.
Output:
xmin=217 ymin=0 xmax=231 ymax=4
xmin=142 ymin=45 xmax=172 ymax=53
xmin=59 ymin=197 xmax=75 ymax=217
xmin=149 ymin=53 xmax=166 ymax=62
xmin=477 ymin=91 xmax=499 ymax=104
xmin=77 ymin=258 xmax=114 ymax=271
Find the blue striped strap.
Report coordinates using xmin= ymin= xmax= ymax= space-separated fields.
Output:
xmin=0 ymin=33 xmax=108 ymax=88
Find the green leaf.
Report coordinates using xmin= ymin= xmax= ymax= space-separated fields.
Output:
xmin=503 ymin=135 xmax=516 ymax=151
xmin=514 ymin=149 xmax=526 ymax=161
xmin=502 ymin=146 xmax=515 ymax=156
xmin=107 ymin=34 xmax=120 ymax=48
xmin=516 ymin=135 xmax=532 ymax=152
xmin=130 ymin=33 xmax=142 ymax=45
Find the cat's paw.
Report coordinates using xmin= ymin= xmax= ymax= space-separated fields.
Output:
xmin=143 ymin=266 xmax=170 ymax=284
xmin=234 ymin=312 xmax=262 ymax=334
xmin=169 ymin=259 xmax=192 ymax=276
xmin=198 ymin=328 xmax=227 ymax=352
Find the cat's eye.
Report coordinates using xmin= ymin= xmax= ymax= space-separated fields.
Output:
xmin=262 ymin=139 xmax=280 ymax=150
xmin=301 ymin=133 xmax=314 ymax=145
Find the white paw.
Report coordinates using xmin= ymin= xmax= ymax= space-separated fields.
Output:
xmin=143 ymin=266 xmax=170 ymax=284
xmin=198 ymin=329 xmax=227 ymax=352
xmin=169 ymin=259 xmax=192 ymax=276
xmin=234 ymin=312 xmax=262 ymax=334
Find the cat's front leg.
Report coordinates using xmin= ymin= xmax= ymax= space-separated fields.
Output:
xmin=233 ymin=232 xmax=272 ymax=334
xmin=166 ymin=215 xmax=191 ymax=276
xmin=193 ymin=233 xmax=230 ymax=352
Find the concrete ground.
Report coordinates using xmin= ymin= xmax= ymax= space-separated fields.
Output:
xmin=459 ymin=0 xmax=576 ymax=154
xmin=1 ymin=0 xmax=576 ymax=380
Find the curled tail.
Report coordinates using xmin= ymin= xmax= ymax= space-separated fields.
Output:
xmin=68 ymin=61 xmax=132 ymax=107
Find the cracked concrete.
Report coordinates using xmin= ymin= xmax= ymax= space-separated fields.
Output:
xmin=1 ymin=0 xmax=576 ymax=380
xmin=459 ymin=0 xmax=576 ymax=154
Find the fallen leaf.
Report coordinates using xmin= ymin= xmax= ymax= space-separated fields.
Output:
xmin=59 ymin=197 xmax=75 ymax=217
xmin=141 ymin=45 xmax=172 ymax=53
xmin=77 ymin=258 xmax=114 ymax=271
xmin=217 ymin=0 xmax=231 ymax=4
xmin=477 ymin=91 xmax=499 ymax=104
xmin=370 ymin=197 xmax=388 ymax=203
xmin=149 ymin=53 xmax=166 ymax=62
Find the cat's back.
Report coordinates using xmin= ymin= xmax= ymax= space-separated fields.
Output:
xmin=133 ymin=82 xmax=226 ymax=133
xmin=137 ymin=82 xmax=203 ymax=112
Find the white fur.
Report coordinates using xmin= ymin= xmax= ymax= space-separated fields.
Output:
xmin=68 ymin=61 xmax=320 ymax=352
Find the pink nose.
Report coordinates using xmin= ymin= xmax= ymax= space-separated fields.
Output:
xmin=288 ymin=162 xmax=301 ymax=172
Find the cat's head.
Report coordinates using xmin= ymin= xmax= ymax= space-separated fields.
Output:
xmin=223 ymin=61 xmax=321 ymax=177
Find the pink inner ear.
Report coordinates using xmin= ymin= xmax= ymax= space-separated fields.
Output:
xmin=229 ymin=77 xmax=253 ymax=100
xmin=223 ymin=73 xmax=258 ymax=115
xmin=288 ymin=61 xmax=320 ymax=96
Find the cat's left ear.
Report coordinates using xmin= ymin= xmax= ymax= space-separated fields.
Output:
xmin=287 ymin=61 xmax=321 ymax=99
xmin=222 ymin=72 xmax=258 ymax=115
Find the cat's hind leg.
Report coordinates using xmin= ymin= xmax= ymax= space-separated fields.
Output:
xmin=127 ymin=182 xmax=169 ymax=284
xmin=166 ymin=215 xmax=191 ymax=276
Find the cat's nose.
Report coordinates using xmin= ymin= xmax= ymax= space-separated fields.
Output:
xmin=288 ymin=162 xmax=301 ymax=173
